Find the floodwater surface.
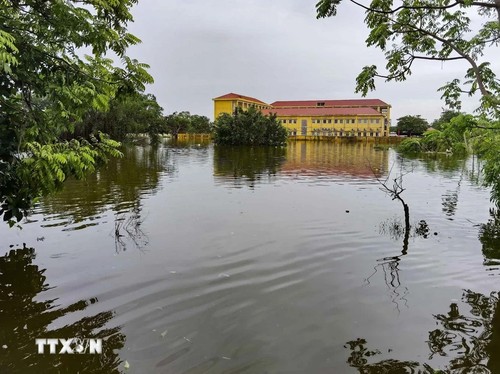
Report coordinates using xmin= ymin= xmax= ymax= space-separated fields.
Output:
xmin=1 ymin=140 xmax=499 ymax=373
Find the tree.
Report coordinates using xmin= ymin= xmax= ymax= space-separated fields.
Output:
xmin=213 ymin=107 xmax=288 ymax=146
xmin=397 ymin=115 xmax=429 ymax=136
xmin=189 ymin=114 xmax=213 ymax=134
xmin=76 ymin=93 xmax=166 ymax=143
xmin=164 ymin=112 xmax=212 ymax=138
xmin=316 ymin=0 xmax=500 ymax=116
xmin=431 ymin=110 xmax=462 ymax=131
xmin=0 ymin=0 xmax=153 ymax=225
xmin=165 ymin=111 xmax=192 ymax=138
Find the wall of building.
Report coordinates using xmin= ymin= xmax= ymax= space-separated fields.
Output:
xmin=214 ymin=100 xmax=234 ymax=119
xmin=278 ymin=115 xmax=386 ymax=137
xmin=214 ymin=99 xmax=272 ymax=119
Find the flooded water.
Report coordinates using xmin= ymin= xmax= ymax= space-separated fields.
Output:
xmin=1 ymin=140 xmax=499 ymax=373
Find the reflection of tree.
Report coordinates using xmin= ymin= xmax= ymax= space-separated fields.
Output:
xmin=213 ymin=146 xmax=286 ymax=188
xmin=441 ymin=162 xmax=466 ymax=219
xmin=0 ymin=246 xmax=125 ymax=373
xmin=40 ymin=144 xmax=171 ymax=224
xmin=344 ymin=338 xmax=422 ymax=373
xmin=404 ymin=152 xmax=465 ymax=174
xmin=479 ymin=208 xmax=500 ymax=265
xmin=344 ymin=289 xmax=500 ymax=373
xmin=113 ymin=205 xmax=148 ymax=252
xmin=429 ymin=290 xmax=500 ymax=372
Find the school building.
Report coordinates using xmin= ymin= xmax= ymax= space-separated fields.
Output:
xmin=213 ymin=93 xmax=391 ymax=138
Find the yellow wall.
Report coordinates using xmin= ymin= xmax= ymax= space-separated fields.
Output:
xmin=214 ymin=98 xmax=272 ymax=119
xmin=278 ymin=115 xmax=386 ymax=138
xmin=214 ymin=100 xmax=234 ymax=119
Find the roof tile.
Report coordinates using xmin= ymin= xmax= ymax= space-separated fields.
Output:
xmin=262 ymin=107 xmax=383 ymax=117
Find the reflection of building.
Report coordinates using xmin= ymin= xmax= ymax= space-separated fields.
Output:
xmin=212 ymin=142 xmax=389 ymax=187
xmin=283 ymin=141 xmax=388 ymax=179
xmin=213 ymin=93 xmax=391 ymax=138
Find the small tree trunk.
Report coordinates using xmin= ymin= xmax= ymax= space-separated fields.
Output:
xmin=402 ymin=201 xmax=410 ymax=255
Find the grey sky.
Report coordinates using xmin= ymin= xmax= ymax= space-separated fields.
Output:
xmin=127 ymin=0 xmax=500 ymax=123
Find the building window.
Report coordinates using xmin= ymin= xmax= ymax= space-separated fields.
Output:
xmin=283 ymin=119 xmax=287 ymax=124
xmin=317 ymin=102 xmax=325 ymax=107
xmin=339 ymin=119 xmax=343 ymax=124
xmin=375 ymin=119 xmax=380 ymax=123
xmin=334 ymin=119 xmax=338 ymax=124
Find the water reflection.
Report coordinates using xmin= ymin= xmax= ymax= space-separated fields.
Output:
xmin=213 ymin=146 xmax=286 ymax=188
xmin=0 ymin=246 xmax=125 ymax=373
xmin=405 ymin=152 xmax=467 ymax=174
xmin=345 ymin=289 xmax=500 ymax=373
xmin=38 ymin=144 xmax=171 ymax=229
xmin=479 ymin=208 xmax=500 ymax=266
xmin=213 ymin=141 xmax=390 ymax=188
xmin=283 ymin=141 xmax=388 ymax=179
xmin=344 ymin=338 xmax=421 ymax=372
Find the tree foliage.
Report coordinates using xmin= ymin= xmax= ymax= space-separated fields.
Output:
xmin=316 ymin=0 xmax=500 ymax=116
xmin=397 ymin=115 xmax=429 ymax=136
xmin=0 ymin=0 xmax=153 ymax=225
xmin=213 ymin=107 xmax=288 ymax=146
xmin=76 ymin=93 xmax=166 ymax=143
xmin=431 ymin=110 xmax=462 ymax=131
xmin=165 ymin=111 xmax=212 ymax=137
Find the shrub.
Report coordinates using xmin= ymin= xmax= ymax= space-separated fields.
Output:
xmin=213 ymin=107 xmax=288 ymax=146
xmin=398 ymin=138 xmax=422 ymax=153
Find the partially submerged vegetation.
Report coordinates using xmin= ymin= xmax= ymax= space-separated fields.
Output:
xmin=213 ymin=107 xmax=288 ymax=146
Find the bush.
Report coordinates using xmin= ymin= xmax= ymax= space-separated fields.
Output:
xmin=213 ymin=107 xmax=288 ymax=146
xmin=420 ymin=130 xmax=449 ymax=152
xmin=398 ymin=138 xmax=422 ymax=153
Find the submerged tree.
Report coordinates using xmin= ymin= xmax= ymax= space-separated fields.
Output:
xmin=213 ymin=107 xmax=288 ymax=146
xmin=397 ymin=115 xmax=429 ymax=136
xmin=0 ymin=0 xmax=154 ymax=225
xmin=165 ymin=111 xmax=212 ymax=138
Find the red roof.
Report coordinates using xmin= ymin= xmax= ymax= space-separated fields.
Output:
xmin=213 ymin=93 xmax=269 ymax=105
xmin=262 ymin=107 xmax=383 ymax=117
xmin=271 ymin=99 xmax=389 ymax=107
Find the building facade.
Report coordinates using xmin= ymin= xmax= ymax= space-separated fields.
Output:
xmin=213 ymin=93 xmax=391 ymax=138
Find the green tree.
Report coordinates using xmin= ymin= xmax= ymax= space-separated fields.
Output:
xmin=431 ymin=110 xmax=462 ymax=131
xmin=316 ymin=0 xmax=500 ymax=116
xmin=0 ymin=0 xmax=153 ymax=225
xmin=397 ymin=115 xmax=429 ymax=136
xmin=76 ymin=93 xmax=166 ymax=143
xmin=213 ymin=107 xmax=288 ymax=146
xmin=165 ymin=111 xmax=192 ymax=138
xmin=189 ymin=114 xmax=213 ymax=134
xmin=164 ymin=112 xmax=213 ymax=137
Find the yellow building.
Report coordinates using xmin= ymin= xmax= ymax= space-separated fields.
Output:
xmin=213 ymin=93 xmax=272 ymax=119
xmin=213 ymin=93 xmax=391 ymax=138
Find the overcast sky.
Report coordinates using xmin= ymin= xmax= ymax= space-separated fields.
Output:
xmin=126 ymin=0 xmax=500 ymax=123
